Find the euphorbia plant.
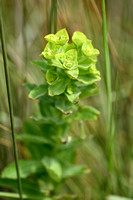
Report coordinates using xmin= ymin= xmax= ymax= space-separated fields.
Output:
xmin=0 ymin=29 xmax=100 ymax=200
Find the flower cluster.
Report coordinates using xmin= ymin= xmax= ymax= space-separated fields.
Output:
xmin=41 ymin=29 xmax=100 ymax=103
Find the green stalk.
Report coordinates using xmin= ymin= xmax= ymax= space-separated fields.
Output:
xmin=0 ymin=11 xmax=23 ymax=200
xmin=101 ymin=0 xmax=113 ymax=192
xmin=101 ymin=0 xmax=112 ymax=131
xmin=49 ymin=0 xmax=57 ymax=34
xmin=108 ymin=73 xmax=119 ymax=170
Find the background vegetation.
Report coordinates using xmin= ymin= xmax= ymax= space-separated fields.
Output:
xmin=0 ymin=0 xmax=133 ymax=199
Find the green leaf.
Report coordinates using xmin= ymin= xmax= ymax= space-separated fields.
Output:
xmin=78 ymin=57 xmax=96 ymax=68
xmin=0 ymin=179 xmax=46 ymax=199
xmin=39 ymin=101 xmax=60 ymax=116
xmin=24 ymin=83 xmax=36 ymax=93
xmin=65 ymin=91 xmax=81 ymax=103
xmin=63 ymin=165 xmax=89 ymax=178
xmin=63 ymin=49 xmax=77 ymax=70
xmin=58 ymin=139 xmax=84 ymax=151
xmin=45 ymin=28 xmax=69 ymax=45
xmin=44 ymin=34 xmax=57 ymax=43
xmin=77 ymin=74 xmax=101 ymax=84
xmin=65 ymin=83 xmax=81 ymax=103
xmin=47 ymin=57 xmax=64 ymax=69
xmin=78 ymin=63 xmax=100 ymax=80
xmin=32 ymin=102 xmax=65 ymax=125
xmin=55 ymin=53 xmax=66 ymax=68
xmin=46 ymin=70 xmax=59 ymax=85
xmin=63 ymin=43 xmax=76 ymax=52
xmin=42 ymin=157 xmax=62 ymax=182
xmin=79 ymin=83 xmax=99 ymax=98
xmin=55 ymin=99 xmax=73 ymax=114
xmin=78 ymin=66 xmax=91 ymax=75
xmin=41 ymin=42 xmax=61 ymax=59
xmin=73 ymin=106 xmax=100 ymax=120
xmin=82 ymin=39 xmax=100 ymax=57
xmin=72 ymin=31 xmax=87 ymax=47
xmin=77 ymin=64 xmax=101 ymax=84
xmin=32 ymin=116 xmax=65 ymax=125
xmin=55 ymin=28 xmax=69 ymax=45
xmin=23 ymin=119 xmax=42 ymax=136
xmin=66 ymin=67 xmax=79 ymax=79
xmin=89 ymin=56 xmax=98 ymax=63
xmin=79 ymin=63 xmax=100 ymax=74
xmin=88 ymin=64 xmax=100 ymax=75
xmin=48 ymin=78 xmax=70 ymax=96
xmin=17 ymin=134 xmax=53 ymax=145
xmin=1 ymin=160 xmax=43 ymax=179
xmin=29 ymin=84 xmax=47 ymax=99
xmin=32 ymin=60 xmax=49 ymax=72
xmin=55 ymin=50 xmax=78 ymax=70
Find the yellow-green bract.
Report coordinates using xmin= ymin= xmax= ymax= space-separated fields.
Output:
xmin=40 ymin=28 xmax=101 ymax=103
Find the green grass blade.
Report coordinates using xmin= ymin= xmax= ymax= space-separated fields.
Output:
xmin=101 ymin=0 xmax=112 ymax=130
xmin=101 ymin=0 xmax=113 ymax=193
xmin=0 ymin=9 xmax=23 ymax=200
xmin=108 ymin=73 xmax=119 ymax=173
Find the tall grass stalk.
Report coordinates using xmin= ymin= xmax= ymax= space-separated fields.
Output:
xmin=108 ymin=74 xmax=119 ymax=172
xmin=101 ymin=0 xmax=113 ymax=191
xmin=0 ymin=11 xmax=23 ymax=200
xmin=101 ymin=0 xmax=112 ymax=131
xmin=49 ymin=0 xmax=57 ymax=34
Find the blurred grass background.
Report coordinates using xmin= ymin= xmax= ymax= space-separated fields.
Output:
xmin=0 ymin=0 xmax=133 ymax=199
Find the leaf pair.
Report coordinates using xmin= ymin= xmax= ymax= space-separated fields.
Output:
xmin=1 ymin=158 xmax=88 ymax=183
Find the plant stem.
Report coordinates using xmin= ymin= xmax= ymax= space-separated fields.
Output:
xmin=49 ymin=0 xmax=57 ymax=34
xmin=0 ymin=11 xmax=23 ymax=200
xmin=101 ymin=0 xmax=112 ymax=132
